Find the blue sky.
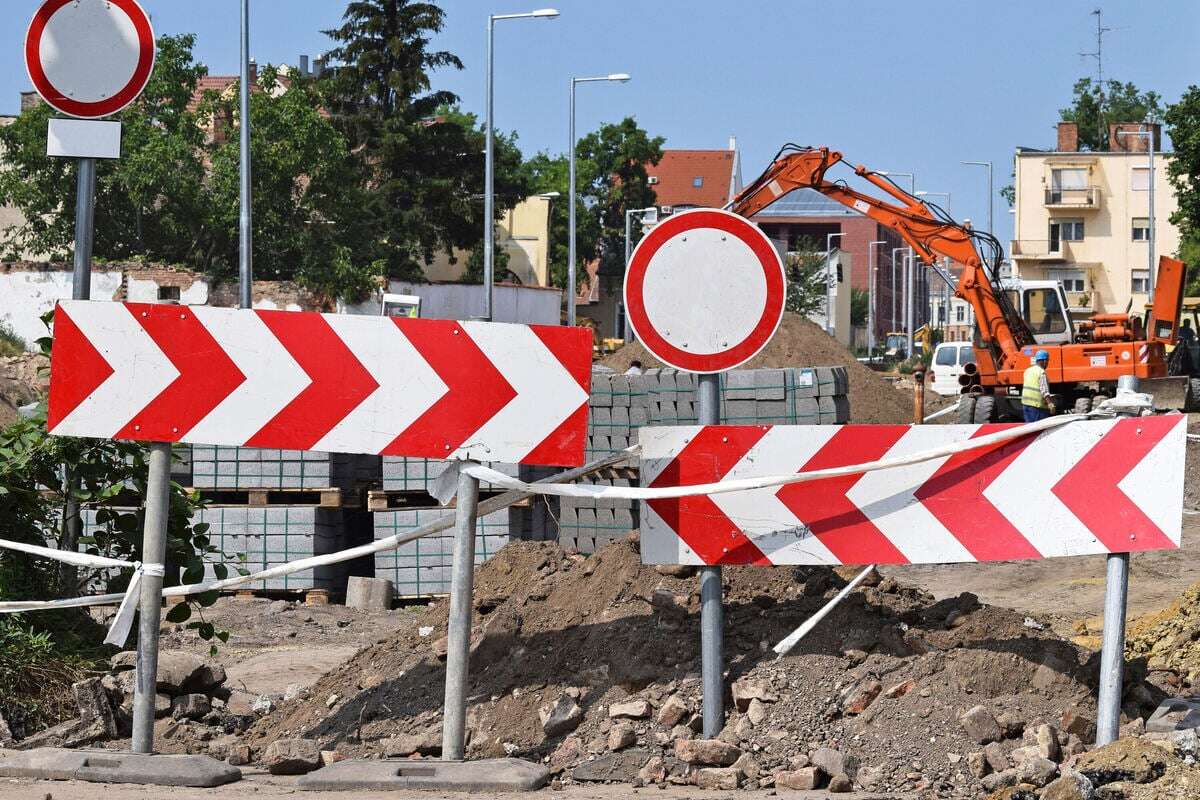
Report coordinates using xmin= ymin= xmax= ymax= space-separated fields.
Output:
xmin=5 ymin=1 xmax=1199 ymax=244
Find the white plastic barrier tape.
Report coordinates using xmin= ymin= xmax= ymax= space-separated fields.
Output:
xmin=0 ymin=447 xmax=638 ymax=629
xmin=463 ymin=413 xmax=1082 ymax=500
xmin=923 ymin=401 xmax=960 ymax=423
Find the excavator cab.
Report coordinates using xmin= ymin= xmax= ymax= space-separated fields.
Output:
xmin=999 ymin=281 xmax=1073 ymax=346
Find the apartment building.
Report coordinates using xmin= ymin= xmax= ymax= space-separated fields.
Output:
xmin=1011 ymin=121 xmax=1179 ymax=317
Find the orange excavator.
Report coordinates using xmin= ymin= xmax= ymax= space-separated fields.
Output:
xmin=729 ymin=145 xmax=1191 ymax=421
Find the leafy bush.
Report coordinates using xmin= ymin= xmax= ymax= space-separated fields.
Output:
xmin=0 ymin=617 xmax=91 ymax=736
xmin=0 ymin=321 xmax=25 ymax=356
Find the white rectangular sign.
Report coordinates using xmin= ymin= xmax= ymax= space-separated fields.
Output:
xmin=47 ymin=118 xmax=122 ymax=160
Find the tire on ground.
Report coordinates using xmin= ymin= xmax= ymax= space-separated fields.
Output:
xmin=971 ymin=395 xmax=995 ymax=424
xmin=1190 ymin=378 xmax=1200 ymax=412
xmin=957 ymin=395 xmax=977 ymax=424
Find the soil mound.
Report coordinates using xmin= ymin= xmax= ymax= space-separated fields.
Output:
xmin=242 ymin=538 xmax=1149 ymax=796
xmin=1128 ymin=578 xmax=1200 ymax=683
xmin=603 ymin=314 xmax=914 ymax=423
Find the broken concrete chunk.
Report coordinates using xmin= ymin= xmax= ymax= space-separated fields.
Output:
xmin=731 ymin=678 xmax=777 ymax=711
xmin=775 ymin=766 xmax=826 ymax=790
xmin=674 ymin=738 xmax=741 ymax=766
xmin=960 ymin=704 xmax=1003 ymax=744
xmin=539 ymin=695 xmax=583 ymax=737
xmin=262 ymin=738 xmax=321 ymax=775
xmin=608 ymin=698 xmax=651 ymax=719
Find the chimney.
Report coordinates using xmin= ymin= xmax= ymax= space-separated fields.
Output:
xmin=1056 ymin=121 xmax=1079 ymax=152
xmin=249 ymin=58 xmax=258 ymax=85
xmin=299 ymin=55 xmax=309 ymax=77
xmin=1109 ymin=122 xmax=1161 ymax=152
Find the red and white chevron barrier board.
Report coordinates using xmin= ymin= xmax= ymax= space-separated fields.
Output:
xmin=47 ymin=301 xmax=592 ymax=466
xmin=639 ymin=418 xmax=1186 ymax=566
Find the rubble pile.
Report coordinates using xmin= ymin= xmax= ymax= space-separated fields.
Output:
xmin=235 ymin=538 xmax=1170 ymax=797
xmin=1128 ymin=579 xmax=1200 ymax=685
xmin=10 ymin=648 xmax=254 ymax=764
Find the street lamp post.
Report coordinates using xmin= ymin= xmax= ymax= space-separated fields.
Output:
xmin=868 ymin=240 xmax=886 ymax=357
xmin=568 ymin=72 xmax=631 ymax=327
xmin=484 ymin=8 xmax=559 ymax=322
xmin=962 ymin=160 xmax=994 ymax=236
xmin=890 ymin=246 xmax=905 ymax=334
xmin=824 ymin=232 xmax=845 ymax=336
xmin=1116 ymin=128 xmax=1156 ymax=296
xmin=238 ymin=0 xmax=252 ymax=310
xmin=878 ymin=170 xmax=916 ymax=196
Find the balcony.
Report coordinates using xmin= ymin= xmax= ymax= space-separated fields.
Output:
xmin=1044 ymin=187 xmax=1101 ymax=209
xmin=1010 ymin=240 xmax=1070 ymax=262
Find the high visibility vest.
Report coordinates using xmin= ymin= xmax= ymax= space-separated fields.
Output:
xmin=1022 ymin=364 xmax=1047 ymax=408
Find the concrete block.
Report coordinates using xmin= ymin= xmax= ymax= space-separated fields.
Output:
xmin=346 ymin=577 xmax=393 ymax=611
xmin=754 ymin=368 xmax=787 ymax=400
xmin=796 ymin=397 xmax=819 ymax=416
xmin=834 ymin=395 xmax=851 ymax=423
xmin=755 ymin=400 xmax=789 ymax=420
xmin=815 ymin=366 xmax=837 ymax=395
xmin=792 ymin=368 xmax=817 ymax=398
xmin=0 ymin=749 xmax=241 ymax=787
xmin=724 ymin=400 xmax=757 ymax=421
xmin=818 ymin=396 xmax=837 ymax=413
xmin=297 ymin=757 xmax=550 ymax=792
xmin=724 ymin=370 xmax=757 ymax=399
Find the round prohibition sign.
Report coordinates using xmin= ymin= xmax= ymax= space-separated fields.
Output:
xmin=624 ymin=208 xmax=786 ymax=373
xmin=25 ymin=0 xmax=156 ymax=119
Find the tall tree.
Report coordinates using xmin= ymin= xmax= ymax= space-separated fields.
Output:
xmin=1165 ymin=87 xmax=1200 ymax=293
xmin=524 ymin=118 xmax=663 ymax=291
xmin=322 ymin=1 xmax=527 ymax=281
xmin=1059 ymin=78 xmax=1163 ymax=151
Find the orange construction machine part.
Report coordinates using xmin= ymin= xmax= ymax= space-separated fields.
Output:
xmin=729 ymin=145 xmax=1187 ymax=393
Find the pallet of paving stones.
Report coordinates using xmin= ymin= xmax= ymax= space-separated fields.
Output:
xmin=373 ymin=507 xmax=512 ymax=598
xmin=190 ymin=446 xmax=380 ymax=493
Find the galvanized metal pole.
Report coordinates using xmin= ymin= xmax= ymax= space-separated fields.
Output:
xmin=1096 ymin=373 xmax=1138 ymax=746
xmin=131 ymin=442 xmax=171 ymax=754
xmin=891 ymin=247 xmax=902 ymax=334
xmin=238 ymin=0 xmax=253 ymax=310
xmin=62 ymin=156 xmax=97 ymax=593
xmin=697 ymin=373 xmax=723 ymax=738
xmin=566 ymin=78 xmax=577 ymax=327
xmin=868 ymin=246 xmax=875 ymax=356
xmin=72 ymin=158 xmax=96 ymax=301
xmin=442 ymin=464 xmax=481 ymax=761
xmin=905 ymin=250 xmax=914 ymax=357
xmin=482 ymin=16 xmax=495 ymax=321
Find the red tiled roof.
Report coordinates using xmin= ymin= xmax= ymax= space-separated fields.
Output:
xmin=645 ymin=150 xmax=735 ymax=208
xmin=187 ymin=76 xmax=239 ymax=112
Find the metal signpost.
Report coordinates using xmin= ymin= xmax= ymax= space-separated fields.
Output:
xmin=45 ymin=302 xmax=592 ymax=788
xmin=624 ymin=207 xmax=785 ymax=737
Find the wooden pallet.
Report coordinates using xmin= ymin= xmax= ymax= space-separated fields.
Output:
xmin=230 ymin=587 xmax=331 ymax=604
xmin=367 ymin=489 xmax=528 ymax=512
xmin=190 ymin=486 xmax=356 ymax=508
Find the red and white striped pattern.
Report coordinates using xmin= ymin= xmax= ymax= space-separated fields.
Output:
xmin=48 ymin=301 xmax=592 ymax=466
xmin=639 ymin=418 xmax=1186 ymax=566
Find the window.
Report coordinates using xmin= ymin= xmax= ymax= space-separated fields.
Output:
xmin=958 ymin=344 xmax=976 ymax=365
xmin=1132 ymin=166 xmax=1150 ymax=191
xmin=1132 ymin=217 xmax=1150 ymax=241
xmin=1048 ymin=269 xmax=1086 ymax=293
xmin=1131 ymin=269 xmax=1150 ymax=294
xmin=692 ymin=176 xmax=704 ymax=188
xmin=955 ymin=305 xmax=966 ymax=323
xmin=1023 ymin=288 xmax=1067 ymax=335
xmin=157 ymin=286 xmax=180 ymax=301
xmin=1049 ymin=168 xmax=1089 ymax=203
xmin=935 ymin=346 xmax=957 ymax=366
xmin=1049 ymin=219 xmax=1084 ymax=249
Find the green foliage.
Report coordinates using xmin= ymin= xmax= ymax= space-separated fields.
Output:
xmin=850 ymin=288 xmax=870 ymax=328
xmin=0 ymin=35 xmax=208 ymax=262
xmin=1165 ymin=87 xmax=1200 ymax=294
xmin=524 ymin=118 xmax=663 ymax=291
xmin=322 ymin=2 xmax=530 ymax=283
xmin=0 ymin=322 xmax=25 ymax=357
xmin=0 ymin=618 xmax=90 ymax=735
xmin=1059 ymin=77 xmax=1163 ymax=152
xmin=784 ymin=238 xmax=829 ymax=317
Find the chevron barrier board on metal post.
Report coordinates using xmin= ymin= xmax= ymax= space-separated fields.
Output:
xmin=47 ymin=301 xmax=593 ymax=466
xmin=639 ymin=417 xmax=1186 ymax=566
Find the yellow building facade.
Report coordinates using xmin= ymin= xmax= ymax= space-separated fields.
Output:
xmin=1011 ymin=122 xmax=1179 ymax=316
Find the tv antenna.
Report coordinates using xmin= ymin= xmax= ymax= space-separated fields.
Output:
xmin=1079 ymin=8 xmax=1112 ymax=145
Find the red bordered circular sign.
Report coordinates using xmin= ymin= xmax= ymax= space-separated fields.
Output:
xmin=25 ymin=0 xmax=156 ymax=119
xmin=624 ymin=208 xmax=785 ymax=373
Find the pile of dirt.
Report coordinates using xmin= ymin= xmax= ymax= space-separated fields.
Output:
xmin=237 ymin=538 xmax=1161 ymax=796
xmin=603 ymin=314 xmax=914 ymax=424
xmin=1128 ymin=579 xmax=1200 ymax=683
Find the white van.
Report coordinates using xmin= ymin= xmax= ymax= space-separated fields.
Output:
xmin=931 ymin=342 xmax=976 ymax=397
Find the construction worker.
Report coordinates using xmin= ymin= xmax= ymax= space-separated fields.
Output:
xmin=1021 ymin=349 xmax=1054 ymax=422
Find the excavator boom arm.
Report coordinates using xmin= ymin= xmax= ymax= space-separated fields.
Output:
xmin=730 ymin=147 xmax=1032 ymax=366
